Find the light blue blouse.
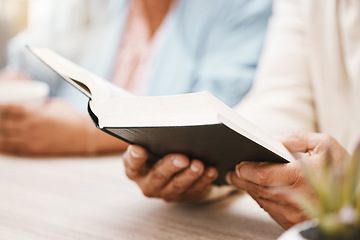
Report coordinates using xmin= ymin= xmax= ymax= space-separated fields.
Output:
xmin=8 ymin=0 xmax=272 ymax=109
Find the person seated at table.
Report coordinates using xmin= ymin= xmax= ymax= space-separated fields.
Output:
xmin=121 ymin=0 xmax=360 ymax=229
xmin=0 ymin=0 xmax=272 ymax=156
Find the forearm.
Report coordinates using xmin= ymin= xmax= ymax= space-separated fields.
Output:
xmin=93 ymin=129 xmax=129 ymax=154
xmin=79 ymin=114 xmax=129 ymax=155
xmin=0 ymin=68 xmax=32 ymax=81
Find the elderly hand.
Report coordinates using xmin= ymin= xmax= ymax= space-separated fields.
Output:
xmin=123 ymin=145 xmax=219 ymax=202
xmin=0 ymin=98 xmax=96 ymax=155
xmin=226 ymin=131 xmax=350 ymax=229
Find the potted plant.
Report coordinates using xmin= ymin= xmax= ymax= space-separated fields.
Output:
xmin=278 ymin=144 xmax=360 ymax=240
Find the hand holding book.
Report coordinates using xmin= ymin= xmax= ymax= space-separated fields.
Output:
xmin=124 ymin=145 xmax=219 ymax=202
xmin=28 ymin=46 xmax=294 ymax=185
xmin=227 ymin=131 xmax=351 ymax=229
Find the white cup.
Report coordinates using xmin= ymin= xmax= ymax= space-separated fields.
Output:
xmin=0 ymin=80 xmax=49 ymax=105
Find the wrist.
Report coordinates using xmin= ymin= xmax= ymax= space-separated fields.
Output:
xmin=85 ymin=117 xmax=97 ymax=155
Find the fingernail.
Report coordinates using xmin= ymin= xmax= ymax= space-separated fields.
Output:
xmin=206 ymin=168 xmax=217 ymax=178
xmin=236 ymin=168 xmax=241 ymax=178
xmin=226 ymin=172 xmax=232 ymax=185
xmin=129 ymin=146 xmax=141 ymax=158
xmin=190 ymin=163 xmax=200 ymax=172
xmin=236 ymin=167 xmax=241 ymax=178
xmin=173 ymin=157 xmax=187 ymax=168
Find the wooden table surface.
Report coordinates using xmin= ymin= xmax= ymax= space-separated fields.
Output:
xmin=0 ymin=154 xmax=284 ymax=240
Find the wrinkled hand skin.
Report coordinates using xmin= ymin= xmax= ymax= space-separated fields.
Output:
xmin=226 ymin=131 xmax=350 ymax=229
xmin=123 ymin=145 xmax=219 ymax=202
xmin=0 ymin=98 xmax=92 ymax=155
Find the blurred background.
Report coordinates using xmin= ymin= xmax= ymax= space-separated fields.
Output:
xmin=0 ymin=0 xmax=52 ymax=69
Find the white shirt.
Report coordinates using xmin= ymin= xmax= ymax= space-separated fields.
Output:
xmin=236 ymin=0 xmax=360 ymax=154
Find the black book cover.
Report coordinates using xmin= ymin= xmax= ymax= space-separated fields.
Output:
xmin=88 ymin=104 xmax=287 ymax=185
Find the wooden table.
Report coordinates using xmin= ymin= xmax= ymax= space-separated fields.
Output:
xmin=0 ymin=154 xmax=284 ymax=240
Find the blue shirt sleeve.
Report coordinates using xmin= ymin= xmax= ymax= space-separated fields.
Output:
xmin=189 ymin=0 xmax=273 ymax=107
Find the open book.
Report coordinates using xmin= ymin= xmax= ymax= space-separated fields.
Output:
xmin=28 ymin=46 xmax=294 ymax=185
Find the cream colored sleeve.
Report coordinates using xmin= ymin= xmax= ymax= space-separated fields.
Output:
xmin=203 ymin=0 xmax=318 ymax=202
xmin=201 ymin=185 xmax=239 ymax=202
xmin=235 ymin=0 xmax=317 ymax=136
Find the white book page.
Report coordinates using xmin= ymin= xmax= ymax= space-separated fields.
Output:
xmin=29 ymin=47 xmax=131 ymax=104
xmin=90 ymin=92 xmax=220 ymax=128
